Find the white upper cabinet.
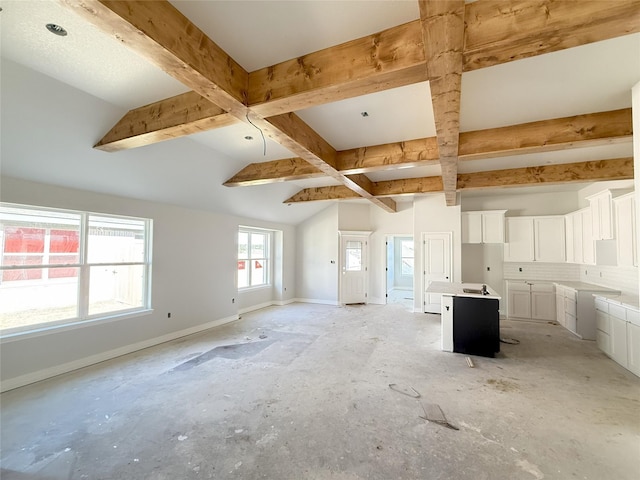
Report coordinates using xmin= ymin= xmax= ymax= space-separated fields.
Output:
xmin=534 ymin=216 xmax=566 ymax=263
xmin=461 ymin=211 xmax=506 ymax=244
xmin=614 ymin=192 xmax=637 ymax=267
xmin=504 ymin=216 xmax=565 ymax=263
xmin=504 ymin=217 xmax=534 ymax=262
xmin=582 ymin=208 xmax=595 ymax=265
xmin=587 ymin=190 xmax=614 ymax=240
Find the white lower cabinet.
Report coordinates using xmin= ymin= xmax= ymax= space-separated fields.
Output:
xmin=507 ymin=281 xmax=555 ymax=321
xmin=594 ymin=295 xmax=640 ymax=377
xmin=610 ymin=314 xmax=629 ymax=367
xmin=627 ymin=322 xmax=640 ymax=376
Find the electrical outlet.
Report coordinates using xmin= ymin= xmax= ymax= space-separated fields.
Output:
xmin=518 ymin=267 xmax=523 ymax=272
xmin=167 ymin=312 xmax=171 ymax=318
xmin=487 ymin=266 xmax=490 ymax=272
xmin=284 ymin=287 xmax=287 ymax=292
xmin=232 ymin=298 xmax=235 ymax=304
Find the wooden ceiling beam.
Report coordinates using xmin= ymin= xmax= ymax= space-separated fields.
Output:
xmin=224 ymin=158 xmax=324 ymax=187
xmin=457 ymin=157 xmax=634 ymax=190
xmin=285 ymin=158 xmax=633 ymax=204
xmin=225 ymin=109 xmax=632 ymax=186
xmin=464 ymin=0 xmax=640 ymax=71
xmin=248 ymin=21 xmax=427 ymax=117
xmin=420 ymin=0 xmax=465 ymax=207
xmin=285 ymin=186 xmax=361 ymax=204
xmin=95 ymin=92 xmax=238 ymax=152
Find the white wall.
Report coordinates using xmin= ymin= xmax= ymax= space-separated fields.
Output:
xmin=413 ymin=195 xmax=462 ymax=312
xmin=633 ymin=81 xmax=640 ymax=297
xmin=0 ymin=177 xmax=295 ymax=390
xmin=338 ymin=203 xmax=371 ymax=231
xmin=462 ymin=190 xmax=579 ymax=216
xmin=295 ymin=204 xmax=339 ymax=304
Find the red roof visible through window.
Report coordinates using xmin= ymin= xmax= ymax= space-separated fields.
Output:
xmin=3 ymin=228 xmax=45 ymax=253
xmin=50 ymin=230 xmax=79 ymax=253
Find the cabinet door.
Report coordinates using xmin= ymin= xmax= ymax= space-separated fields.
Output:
xmin=597 ymin=330 xmax=612 ymax=356
xmin=610 ymin=316 xmax=628 ymax=367
xmin=534 ymin=217 xmax=565 ymax=262
xmin=461 ymin=212 xmax=482 ymax=244
xmin=627 ymin=322 xmax=640 ymax=377
xmin=581 ymin=209 xmax=595 ymax=265
xmin=565 ymin=214 xmax=575 ymax=263
xmin=504 ymin=217 xmax=534 ymax=262
xmin=572 ymin=211 xmax=584 ymax=264
xmin=508 ymin=290 xmax=531 ymax=318
xmin=482 ymin=212 xmax=505 ymax=243
xmin=590 ymin=191 xmax=613 ymax=240
xmin=531 ymin=291 xmax=555 ymax=321
xmin=555 ymin=293 xmax=565 ymax=326
xmin=615 ymin=195 xmax=637 ymax=267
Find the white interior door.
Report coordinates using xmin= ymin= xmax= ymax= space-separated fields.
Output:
xmin=340 ymin=235 xmax=368 ymax=304
xmin=423 ymin=232 xmax=452 ymax=313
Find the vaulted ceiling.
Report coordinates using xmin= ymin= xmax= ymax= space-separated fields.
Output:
xmin=1 ymin=1 xmax=639 ymax=222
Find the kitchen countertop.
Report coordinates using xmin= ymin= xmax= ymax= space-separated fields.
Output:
xmin=552 ymin=281 xmax=621 ymax=293
xmin=426 ymin=282 xmax=501 ymax=300
xmin=592 ymin=293 xmax=640 ymax=310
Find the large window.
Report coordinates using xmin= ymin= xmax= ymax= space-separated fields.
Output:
xmin=0 ymin=203 xmax=152 ymax=335
xmin=237 ymin=228 xmax=270 ymax=289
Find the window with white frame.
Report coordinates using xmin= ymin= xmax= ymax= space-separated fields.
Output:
xmin=237 ymin=228 xmax=270 ymax=289
xmin=401 ymin=239 xmax=414 ymax=276
xmin=0 ymin=203 xmax=152 ymax=335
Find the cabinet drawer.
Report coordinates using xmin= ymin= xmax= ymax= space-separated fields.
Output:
xmin=594 ymin=298 xmax=609 ymax=313
xmin=564 ymin=289 xmax=577 ymax=301
xmin=531 ymin=283 xmax=554 ymax=293
xmin=609 ymin=304 xmax=626 ymax=321
xmin=508 ymin=282 xmax=531 ymax=292
xmin=596 ymin=310 xmax=611 ymax=334
xmin=565 ymin=313 xmax=577 ymax=334
xmin=597 ymin=330 xmax=612 ymax=356
xmin=564 ymin=298 xmax=577 ymax=316
xmin=626 ymin=308 xmax=640 ymax=327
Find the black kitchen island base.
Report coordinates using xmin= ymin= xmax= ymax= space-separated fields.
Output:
xmin=452 ymin=296 xmax=500 ymax=358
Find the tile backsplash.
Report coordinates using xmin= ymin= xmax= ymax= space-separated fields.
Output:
xmin=504 ymin=262 xmax=638 ymax=295
xmin=504 ymin=263 xmax=580 ymax=282
xmin=580 ymin=265 xmax=639 ymax=296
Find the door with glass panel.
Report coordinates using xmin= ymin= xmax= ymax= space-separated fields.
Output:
xmin=340 ymin=235 xmax=368 ymax=304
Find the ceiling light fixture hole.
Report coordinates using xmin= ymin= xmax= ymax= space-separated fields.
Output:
xmin=46 ymin=23 xmax=68 ymax=36
xmin=360 ymin=111 xmax=369 ymax=117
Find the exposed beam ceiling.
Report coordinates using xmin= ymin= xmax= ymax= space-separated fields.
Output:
xmin=60 ymin=0 xmax=396 ymax=212
xmin=59 ymin=0 xmax=639 ymax=209
xmin=284 ymin=157 xmax=634 ymax=204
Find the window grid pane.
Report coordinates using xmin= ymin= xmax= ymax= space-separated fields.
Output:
xmin=0 ymin=204 xmax=151 ymax=334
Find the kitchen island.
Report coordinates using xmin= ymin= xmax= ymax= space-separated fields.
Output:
xmin=426 ymin=282 xmax=501 ymax=357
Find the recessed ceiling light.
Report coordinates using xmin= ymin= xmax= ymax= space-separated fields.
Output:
xmin=46 ymin=23 xmax=68 ymax=36
xmin=244 ymin=135 xmax=253 ymax=141
xmin=360 ymin=111 xmax=369 ymax=117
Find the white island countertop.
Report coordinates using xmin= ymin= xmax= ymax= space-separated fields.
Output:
xmin=426 ymin=282 xmax=501 ymax=300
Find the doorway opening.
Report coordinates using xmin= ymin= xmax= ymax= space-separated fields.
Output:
xmin=385 ymin=236 xmax=414 ymax=309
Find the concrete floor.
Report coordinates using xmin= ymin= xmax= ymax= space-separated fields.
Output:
xmin=1 ymin=303 xmax=639 ymax=479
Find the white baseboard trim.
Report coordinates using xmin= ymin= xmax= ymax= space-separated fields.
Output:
xmin=0 ymin=314 xmax=239 ymax=393
xmin=294 ymin=298 xmax=340 ymax=306
xmin=273 ymin=299 xmax=296 ymax=306
xmin=238 ymin=302 xmax=274 ymax=315
xmin=368 ymin=297 xmax=386 ymax=305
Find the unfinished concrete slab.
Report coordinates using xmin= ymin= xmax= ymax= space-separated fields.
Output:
xmin=1 ymin=303 xmax=639 ymax=479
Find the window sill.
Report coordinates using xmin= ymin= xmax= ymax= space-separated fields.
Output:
xmin=238 ymin=285 xmax=272 ymax=293
xmin=0 ymin=309 xmax=154 ymax=344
